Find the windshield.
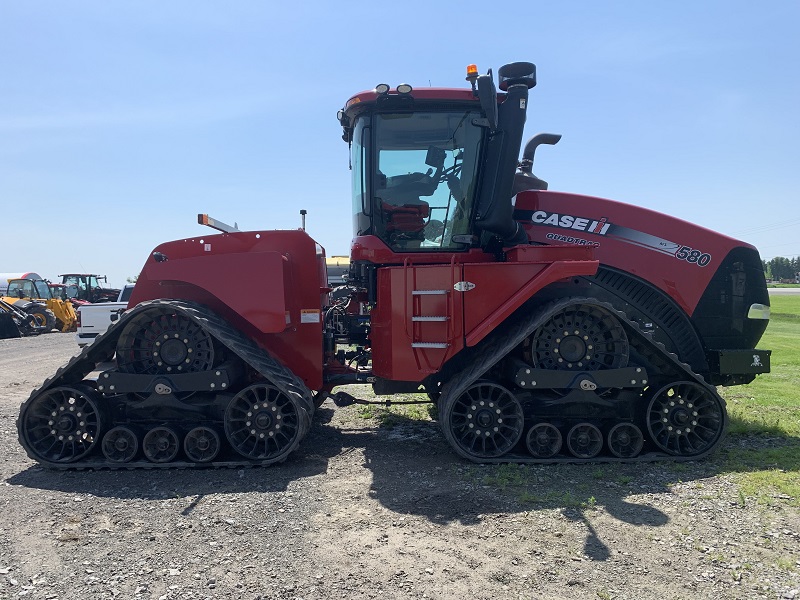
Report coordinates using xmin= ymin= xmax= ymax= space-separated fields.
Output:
xmin=351 ymin=110 xmax=484 ymax=251
xmin=7 ymin=279 xmax=51 ymax=299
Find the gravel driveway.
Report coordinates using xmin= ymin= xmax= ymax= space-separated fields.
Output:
xmin=1 ymin=334 xmax=798 ymax=599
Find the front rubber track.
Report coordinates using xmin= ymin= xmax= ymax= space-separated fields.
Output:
xmin=438 ymin=296 xmax=727 ymax=464
xmin=16 ymin=299 xmax=315 ymax=470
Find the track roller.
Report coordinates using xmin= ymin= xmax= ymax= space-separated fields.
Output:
xmin=102 ymin=426 xmax=139 ymax=463
xmin=566 ymin=423 xmax=603 ymax=458
xmin=19 ymin=385 xmax=102 ymax=463
xmin=143 ymin=427 xmax=180 ymax=463
xmin=184 ymin=426 xmax=221 ymax=463
xmin=525 ymin=423 xmax=562 ymax=458
xmin=607 ymin=423 xmax=643 ymax=458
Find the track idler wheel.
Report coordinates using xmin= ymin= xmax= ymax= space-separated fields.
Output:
xmin=102 ymin=426 xmax=139 ymax=463
xmin=184 ymin=426 xmax=221 ymax=463
xmin=646 ymin=381 xmax=727 ymax=456
xmin=528 ymin=304 xmax=629 ymax=371
xmin=566 ymin=423 xmax=603 ymax=458
xmin=19 ymin=385 xmax=102 ymax=463
xmin=224 ymin=383 xmax=307 ymax=463
xmin=525 ymin=423 xmax=562 ymax=458
xmin=607 ymin=423 xmax=644 ymax=458
xmin=143 ymin=427 xmax=180 ymax=463
xmin=116 ymin=306 xmax=215 ymax=375
xmin=441 ymin=381 xmax=524 ymax=461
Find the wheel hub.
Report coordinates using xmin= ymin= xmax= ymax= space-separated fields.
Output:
xmin=160 ymin=338 xmax=188 ymax=365
xmin=114 ymin=437 xmax=131 ymax=451
xmin=476 ymin=409 xmax=494 ymax=428
xmin=56 ymin=415 xmax=75 ymax=432
xmin=255 ymin=411 xmax=274 ymax=430
xmin=558 ymin=335 xmax=587 ymax=362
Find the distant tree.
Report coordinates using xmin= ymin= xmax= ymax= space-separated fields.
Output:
xmin=768 ymin=256 xmax=795 ymax=280
xmin=126 ymin=275 xmax=139 ymax=283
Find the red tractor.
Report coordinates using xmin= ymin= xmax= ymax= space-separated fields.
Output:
xmin=18 ymin=62 xmax=770 ymax=468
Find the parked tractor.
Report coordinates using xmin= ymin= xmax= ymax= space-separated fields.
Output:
xmin=59 ymin=274 xmax=121 ymax=304
xmin=18 ymin=62 xmax=770 ymax=469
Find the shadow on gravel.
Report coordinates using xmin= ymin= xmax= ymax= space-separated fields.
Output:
xmin=9 ymin=406 xmax=796 ymax=562
xmin=317 ymin=410 xmax=800 ymax=562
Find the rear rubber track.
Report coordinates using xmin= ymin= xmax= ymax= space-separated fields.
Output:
xmin=17 ymin=299 xmax=315 ymax=470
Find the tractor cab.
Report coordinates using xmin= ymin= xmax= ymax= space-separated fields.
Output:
xmin=59 ymin=273 xmax=120 ymax=303
xmin=338 ymin=63 xmax=555 ymax=262
xmin=346 ymin=102 xmax=484 ymax=252
xmin=339 ymin=62 xmax=544 ymax=259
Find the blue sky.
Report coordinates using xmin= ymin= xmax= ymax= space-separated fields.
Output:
xmin=2 ymin=1 xmax=798 ymax=287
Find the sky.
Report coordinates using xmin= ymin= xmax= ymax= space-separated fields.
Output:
xmin=2 ymin=1 xmax=798 ymax=288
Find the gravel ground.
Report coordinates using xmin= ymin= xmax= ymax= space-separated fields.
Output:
xmin=1 ymin=333 xmax=799 ymax=600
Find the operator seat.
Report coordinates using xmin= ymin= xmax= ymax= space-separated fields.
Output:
xmin=381 ymin=201 xmax=430 ymax=247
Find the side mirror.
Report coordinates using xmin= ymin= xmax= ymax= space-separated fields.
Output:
xmin=477 ymin=71 xmax=498 ymax=130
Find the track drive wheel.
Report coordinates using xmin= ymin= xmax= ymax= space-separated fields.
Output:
xmin=440 ymin=381 xmax=524 ymax=461
xmin=19 ymin=385 xmax=102 ymax=463
xmin=525 ymin=423 xmax=562 ymax=458
xmin=116 ymin=306 xmax=215 ymax=375
xmin=25 ymin=304 xmax=57 ymax=332
xmin=528 ymin=303 xmax=629 ymax=371
xmin=646 ymin=381 xmax=727 ymax=456
xmin=224 ymin=382 xmax=306 ymax=463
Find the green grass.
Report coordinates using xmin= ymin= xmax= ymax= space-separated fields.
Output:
xmin=717 ymin=294 xmax=800 ymax=505
xmin=356 ymin=396 xmax=436 ymax=427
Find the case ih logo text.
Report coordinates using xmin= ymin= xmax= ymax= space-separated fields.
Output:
xmin=531 ymin=211 xmax=611 ymax=235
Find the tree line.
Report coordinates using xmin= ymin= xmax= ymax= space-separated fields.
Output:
xmin=763 ymin=256 xmax=800 ymax=281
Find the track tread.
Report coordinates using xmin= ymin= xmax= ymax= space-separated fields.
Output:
xmin=17 ymin=299 xmax=314 ymax=470
xmin=439 ymin=297 xmax=727 ymax=464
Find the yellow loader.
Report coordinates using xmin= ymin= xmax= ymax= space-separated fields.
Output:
xmin=2 ymin=278 xmax=77 ymax=332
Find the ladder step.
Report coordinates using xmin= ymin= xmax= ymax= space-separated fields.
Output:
xmin=412 ymin=290 xmax=447 ymax=296
xmin=411 ymin=342 xmax=450 ymax=349
xmin=412 ymin=316 xmax=449 ymax=322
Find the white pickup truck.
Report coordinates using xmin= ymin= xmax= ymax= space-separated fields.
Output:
xmin=75 ymin=284 xmax=135 ymax=347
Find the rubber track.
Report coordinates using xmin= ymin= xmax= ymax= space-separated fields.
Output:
xmin=17 ymin=300 xmax=315 ymax=470
xmin=438 ymin=297 xmax=727 ymax=464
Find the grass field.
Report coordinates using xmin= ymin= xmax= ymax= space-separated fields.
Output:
xmin=718 ymin=294 xmax=800 ymax=505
